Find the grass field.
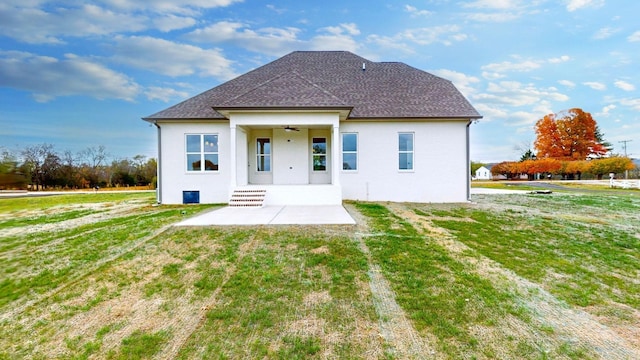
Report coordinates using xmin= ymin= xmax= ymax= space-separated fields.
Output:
xmin=0 ymin=190 xmax=638 ymax=359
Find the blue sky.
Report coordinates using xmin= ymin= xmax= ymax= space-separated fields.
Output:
xmin=1 ymin=0 xmax=639 ymax=163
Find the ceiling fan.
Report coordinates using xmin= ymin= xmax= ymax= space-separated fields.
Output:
xmin=283 ymin=126 xmax=300 ymax=132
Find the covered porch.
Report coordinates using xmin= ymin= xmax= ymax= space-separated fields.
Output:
xmin=225 ymin=111 xmax=347 ymax=206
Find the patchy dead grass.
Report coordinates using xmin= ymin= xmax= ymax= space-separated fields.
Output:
xmin=1 ymin=192 xmax=639 ymax=359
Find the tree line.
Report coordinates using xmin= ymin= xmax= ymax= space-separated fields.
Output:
xmin=476 ymin=108 xmax=637 ymax=180
xmin=0 ymin=144 xmax=156 ymax=190
xmin=490 ymin=156 xmax=635 ymax=180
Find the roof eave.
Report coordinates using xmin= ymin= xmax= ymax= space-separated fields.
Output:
xmin=344 ymin=114 xmax=483 ymax=121
xmin=213 ymin=106 xmax=354 ymax=120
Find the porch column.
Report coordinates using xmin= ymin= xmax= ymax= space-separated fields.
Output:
xmin=332 ymin=125 xmax=341 ymax=186
xmin=229 ymin=125 xmax=237 ymax=189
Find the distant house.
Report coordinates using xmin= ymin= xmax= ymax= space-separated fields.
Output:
xmin=143 ymin=51 xmax=482 ymax=205
xmin=474 ymin=166 xmax=492 ymax=180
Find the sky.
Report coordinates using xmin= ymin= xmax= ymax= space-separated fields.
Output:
xmin=1 ymin=0 xmax=639 ymax=163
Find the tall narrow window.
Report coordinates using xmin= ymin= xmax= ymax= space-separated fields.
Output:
xmin=342 ymin=133 xmax=357 ymax=171
xmin=256 ymin=138 xmax=271 ymax=172
xmin=399 ymin=132 xmax=414 ymax=170
xmin=186 ymin=134 xmax=218 ymax=172
xmin=312 ymin=137 xmax=327 ymax=171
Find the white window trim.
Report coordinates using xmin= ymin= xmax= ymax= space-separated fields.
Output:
xmin=341 ymin=132 xmax=358 ymax=172
xmin=398 ymin=132 xmax=414 ymax=172
xmin=256 ymin=137 xmax=271 ymax=172
xmin=185 ymin=133 xmax=219 ymax=173
xmin=312 ymin=137 xmax=328 ymax=172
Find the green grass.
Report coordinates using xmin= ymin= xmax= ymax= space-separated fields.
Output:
xmin=0 ymin=209 xmax=104 ymax=228
xmin=0 ymin=208 xmax=208 ymax=309
xmin=1 ymin=191 xmax=638 ymax=359
xmin=176 ymin=227 xmax=376 ymax=359
xmin=355 ymin=203 xmax=561 ymax=358
xmin=471 ymin=181 xmax=544 ymax=191
xmin=0 ymin=192 xmax=154 ymax=213
xmin=428 ymin=194 xmax=639 ymax=308
xmin=109 ymin=329 xmax=171 ymax=359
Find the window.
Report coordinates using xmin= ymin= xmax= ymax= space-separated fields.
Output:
xmin=342 ymin=133 xmax=357 ymax=170
xmin=256 ymin=138 xmax=271 ymax=172
xmin=186 ymin=134 xmax=218 ymax=172
xmin=312 ymin=137 xmax=327 ymax=171
xmin=398 ymin=133 xmax=414 ymax=170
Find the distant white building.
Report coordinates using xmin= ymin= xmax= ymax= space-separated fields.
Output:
xmin=474 ymin=166 xmax=492 ymax=180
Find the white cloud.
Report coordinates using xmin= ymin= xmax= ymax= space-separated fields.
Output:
xmin=593 ymin=27 xmax=621 ymax=40
xmin=548 ymin=55 xmax=570 ymax=63
xmin=619 ymin=98 xmax=640 ymax=111
xmin=0 ymin=51 xmax=140 ymax=102
xmin=187 ymin=21 xmax=303 ymax=56
xmin=565 ymin=0 xmax=605 ymax=12
xmin=481 ymin=71 xmax=506 ymax=80
xmin=368 ymin=25 xmax=468 ymax=48
xmin=473 ymin=103 xmax=547 ymax=127
xmin=558 ymin=80 xmax=576 ymax=87
xmin=111 ymin=36 xmax=237 ymax=79
xmin=365 ymin=35 xmax=415 ymax=53
xmin=188 ymin=21 xmax=364 ymax=56
xmin=482 ymin=59 xmax=541 ymax=73
xmin=509 ymin=110 xmax=543 ymax=126
xmin=311 ymin=25 xmax=361 ymax=52
xmin=583 ymin=81 xmax=606 ymax=90
xmin=614 ymin=80 xmax=635 ymax=91
xmin=460 ymin=0 xmax=541 ymax=22
xmin=473 ymin=103 xmax=509 ymax=119
xmin=628 ymin=31 xmax=640 ymax=42
xmin=404 ymin=5 xmax=432 ymax=17
xmin=145 ymin=86 xmax=189 ymax=102
xmin=475 ymin=81 xmax=569 ymax=108
xmin=266 ymin=4 xmax=286 ymax=14
xmin=320 ymin=23 xmax=360 ymax=36
xmin=430 ymin=69 xmax=480 ymax=97
xmin=463 ymin=0 xmax=519 ymax=9
xmin=97 ymin=0 xmax=243 ymax=15
xmin=0 ymin=3 xmax=147 ymax=43
xmin=597 ymin=104 xmax=616 ymax=117
xmin=463 ymin=12 xmax=520 ymax=22
xmin=152 ymin=14 xmax=197 ymax=32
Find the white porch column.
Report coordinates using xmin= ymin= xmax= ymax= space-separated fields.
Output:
xmin=332 ymin=125 xmax=341 ymax=186
xmin=229 ymin=125 xmax=237 ymax=189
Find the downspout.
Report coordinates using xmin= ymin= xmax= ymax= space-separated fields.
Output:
xmin=466 ymin=119 xmax=472 ymax=202
xmin=153 ymin=121 xmax=162 ymax=204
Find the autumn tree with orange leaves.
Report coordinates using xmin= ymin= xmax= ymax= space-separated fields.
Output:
xmin=534 ymin=108 xmax=609 ymax=160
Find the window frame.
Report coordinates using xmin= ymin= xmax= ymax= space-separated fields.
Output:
xmin=256 ymin=137 xmax=271 ymax=172
xmin=341 ymin=133 xmax=358 ymax=171
xmin=312 ymin=137 xmax=327 ymax=172
xmin=398 ymin=132 xmax=414 ymax=171
xmin=185 ymin=133 xmax=219 ymax=173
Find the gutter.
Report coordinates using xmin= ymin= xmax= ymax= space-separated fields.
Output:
xmin=153 ymin=121 xmax=162 ymax=204
xmin=466 ymin=119 xmax=472 ymax=202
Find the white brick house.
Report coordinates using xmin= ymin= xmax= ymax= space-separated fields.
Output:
xmin=143 ymin=51 xmax=481 ymax=205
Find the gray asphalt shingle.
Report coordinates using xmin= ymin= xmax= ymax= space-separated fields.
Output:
xmin=143 ymin=51 xmax=481 ymax=120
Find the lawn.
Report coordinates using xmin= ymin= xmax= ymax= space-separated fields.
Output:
xmin=0 ymin=191 xmax=638 ymax=359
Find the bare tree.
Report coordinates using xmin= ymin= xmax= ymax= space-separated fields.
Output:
xmin=79 ymin=145 xmax=110 ymax=187
xmin=79 ymin=145 xmax=108 ymax=168
xmin=21 ymin=144 xmax=56 ymax=190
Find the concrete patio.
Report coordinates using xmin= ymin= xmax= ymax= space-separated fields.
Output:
xmin=175 ymin=205 xmax=356 ymax=226
xmin=173 ymin=188 xmax=537 ymax=226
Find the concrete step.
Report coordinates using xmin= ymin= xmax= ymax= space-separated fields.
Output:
xmin=229 ymin=188 xmax=266 ymax=207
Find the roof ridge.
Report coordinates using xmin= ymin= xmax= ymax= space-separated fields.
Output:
xmin=218 ymin=71 xmax=290 ymax=106
xmin=218 ymin=69 xmax=348 ymax=107
xmin=290 ymin=70 xmax=348 ymax=106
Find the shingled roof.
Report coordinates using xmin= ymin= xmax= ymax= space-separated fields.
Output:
xmin=143 ymin=51 xmax=481 ymax=120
